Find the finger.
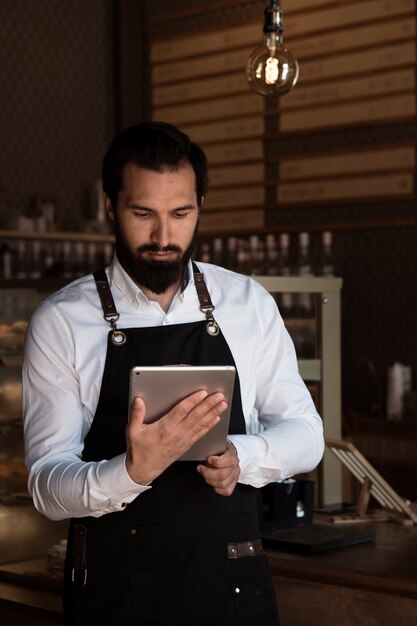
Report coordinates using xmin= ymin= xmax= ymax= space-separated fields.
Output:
xmin=206 ymin=447 xmax=237 ymax=468
xmin=168 ymin=391 xmax=227 ymax=429
xmin=198 ymin=464 xmax=239 ymax=495
xmin=129 ymin=396 xmax=146 ymax=424
xmin=166 ymin=390 xmax=209 ymax=423
xmin=197 ymin=463 xmax=239 ymax=486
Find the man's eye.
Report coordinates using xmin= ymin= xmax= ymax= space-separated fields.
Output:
xmin=133 ymin=212 xmax=150 ymax=218
xmin=173 ymin=211 xmax=188 ymax=219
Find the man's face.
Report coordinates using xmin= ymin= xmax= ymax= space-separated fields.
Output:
xmin=106 ymin=162 xmax=200 ymax=294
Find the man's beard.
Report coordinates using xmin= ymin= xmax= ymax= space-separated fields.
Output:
xmin=114 ymin=221 xmax=198 ymax=294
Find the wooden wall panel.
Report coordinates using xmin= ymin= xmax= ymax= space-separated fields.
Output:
xmin=152 ymin=47 xmax=254 ymax=85
xmin=210 ymin=163 xmax=263 ymax=187
xmin=288 ymin=17 xmax=415 ymax=61
xmin=151 ymin=22 xmax=259 ymax=63
xmin=291 ymin=41 xmax=416 ymax=87
xmin=179 ymin=118 xmax=263 ymax=146
xmin=284 ymin=0 xmax=414 ymax=38
xmin=280 ymin=94 xmax=416 ymax=133
xmin=280 ymin=146 xmax=415 ymax=180
xmin=203 ymin=139 xmax=263 ymax=165
xmin=154 ymin=92 xmax=262 ymax=125
xmin=281 ymin=69 xmax=415 ymax=111
xmin=277 ymin=173 xmax=413 ymax=205
xmin=199 ymin=208 xmax=264 ymax=233
xmin=151 ymin=19 xmax=265 ymax=231
xmin=150 ymin=0 xmax=417 ymax=225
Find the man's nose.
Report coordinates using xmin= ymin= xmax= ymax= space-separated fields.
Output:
xmin=151 ymin=218 xmax=170 ymax=247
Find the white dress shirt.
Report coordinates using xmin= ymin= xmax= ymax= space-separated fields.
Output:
xmin=22 ymin=256 xmax=324 ymax=521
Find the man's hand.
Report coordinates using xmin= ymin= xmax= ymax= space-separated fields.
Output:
xmin=197 ymin=440 xmax=240 ymax=496
xmin=125 ymin=391 xmax=228 ymax=485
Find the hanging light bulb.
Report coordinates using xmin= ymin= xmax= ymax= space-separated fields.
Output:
xmin=246 ymin=0 xmax=299 ymax=97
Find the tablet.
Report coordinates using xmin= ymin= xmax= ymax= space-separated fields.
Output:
xmin=129 ymin=365 xmax=236 ymax=461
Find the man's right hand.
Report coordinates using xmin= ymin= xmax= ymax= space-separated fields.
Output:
xmin=125 ymin=390 xmax=228 ymax=485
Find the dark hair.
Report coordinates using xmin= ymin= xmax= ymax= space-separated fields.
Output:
xmin=102 ymin=121 xmax=208 ymax=208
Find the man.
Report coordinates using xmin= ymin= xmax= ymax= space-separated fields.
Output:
xmin=23 ymin=122 xmax=324 ymax=626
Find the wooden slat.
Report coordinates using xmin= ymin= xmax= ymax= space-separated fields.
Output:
xmin=210 ymin=163 xmax=264 ymax=188
xmin=280 ymin=93 xmax=416 ymax=132
xmin=204 ymin=186 xmax=264 ymax=210
xmin=153 ymin=72 xmax=249 ymax=107
xmin=279 ymin=146 xmax=415 ymax=180
xmin=203 ymin=139 xmax=263 ymax=165
xmin=179 ymin=117 xmax=263 ymax=146
xmin=281 ymin=0 xmax=368 ymax=12
xmin=290 ymin=17 xmax=416 ymax=61
xmin=284 ymin=0 xmax=415 ymax=39
xmin=281 ymin=68 xmax=415 ymax=110
xmin=152 ymin=46 xmax=253 ymax=85
xmin=199 ymin=208 xmax=264 ymax=233
xmin=154 ymin=93 xmax=262 ymax=126
xmin=277 ymin=173 xmax=414 ymax=204
xmin=294 ymin=41 xmax=416 ymax=87
xmin=151 ymin=23 xmax=259 ymax=63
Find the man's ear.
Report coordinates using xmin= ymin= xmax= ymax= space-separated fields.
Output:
xmin=105 ymin=195 xmax=115 ymax=221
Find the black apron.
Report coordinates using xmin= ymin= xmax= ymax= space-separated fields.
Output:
xmin=63 ymin=265 xmax=279 ymax=626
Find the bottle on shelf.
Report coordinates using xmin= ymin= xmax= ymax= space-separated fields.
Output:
xmin=295 ymin=232 xmax=314 ymax=318
xmin=15 ymin=240 xmax=29 ymax=279
xmin=276 ymin=233 xmax=293 ymax=318
xmin=236 ymin=238 xmax=251 ymax=275
xmin=28 ymin=240 xmax=43 ymax=280
xmin=264 ymin=234 xmax=279 ymax=276
xmin=0 ymin=243 xmax=14 ymax=280
xmin=199 ymin=241 xmax=211 ymax=264
xmin=211 ymin=237 xmax=224 ymax=266
xmin=61 ymin=241 xmax=74 ymax=279
xmin=42 ymin=243 xmax=58 ymax=277
xmin=225 ymin=236 xmax=238 ymax=272
xmin=248 ymin=235 xmax=265 ymax=276
xmin=318 ymin=230 xmax=336 ymax=276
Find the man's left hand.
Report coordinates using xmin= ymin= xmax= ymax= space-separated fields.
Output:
xmin=197 ymin=440 xmax=240 ymax=496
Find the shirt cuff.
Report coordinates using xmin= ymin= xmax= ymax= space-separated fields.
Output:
xmin=227 ymin=434 xmax=285 ymax=488
xmin=96 ymin=453 xmax=152 ymax=504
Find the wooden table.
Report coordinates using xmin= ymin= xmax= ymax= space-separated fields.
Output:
xmin=0 ymin=559 xmax=62 ymax=625
xmin=268 ymin=521 xmax=417 ymax=626
xmin=1 ymin=522 xmax=417 ymax=625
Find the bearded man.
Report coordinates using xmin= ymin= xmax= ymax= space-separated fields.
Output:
xmin=23 ymin=122 xmax=324 ymax=626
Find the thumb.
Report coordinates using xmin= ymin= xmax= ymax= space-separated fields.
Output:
xmin=129 ymin=396 xmax=146 ymax=428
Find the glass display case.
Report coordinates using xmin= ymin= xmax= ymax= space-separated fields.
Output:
xmin=254 ymin=275 xmax=343 ymax=506
xmin=0 ymin=286 xmax=68 ymax=567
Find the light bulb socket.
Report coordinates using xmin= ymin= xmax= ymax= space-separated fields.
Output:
xmin=263 ymin=0 xmax=283 ymax=35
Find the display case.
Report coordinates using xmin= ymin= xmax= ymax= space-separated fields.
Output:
xmin=0 ymin=286 xmax=68 ymax=568
xmin=253 ymin=275 xmax=343 ymax=506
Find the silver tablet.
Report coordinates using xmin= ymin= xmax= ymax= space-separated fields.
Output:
xmin=129 ymin=365 xmax=236 ymax=461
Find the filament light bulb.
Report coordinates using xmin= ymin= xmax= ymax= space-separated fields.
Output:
xmin=246 ymin=0 xmax=299 ymax=97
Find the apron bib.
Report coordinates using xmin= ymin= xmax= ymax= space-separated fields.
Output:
xmin=63 ymin=266 xmax=279 ymax=626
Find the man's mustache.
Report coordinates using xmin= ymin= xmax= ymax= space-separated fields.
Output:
xmin=137 ymin=244 xmax=181 ymax=254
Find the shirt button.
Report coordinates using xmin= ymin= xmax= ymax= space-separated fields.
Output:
xmin=130 ymin=528 xmax=137 ymax=535
xmin=234 ymin=587 xmax=240 ymax=594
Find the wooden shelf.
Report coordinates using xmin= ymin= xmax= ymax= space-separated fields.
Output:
xmin=0 ymin=229 xmax=114 ymax=243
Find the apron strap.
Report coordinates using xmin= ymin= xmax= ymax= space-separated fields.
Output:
xmin=192 ymin=262 xmax=220 ymax=337
xmin=93 ymin=270 xmax=127 ymax=346
xmin=93 ymin=265 xmax=219 ymax=339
